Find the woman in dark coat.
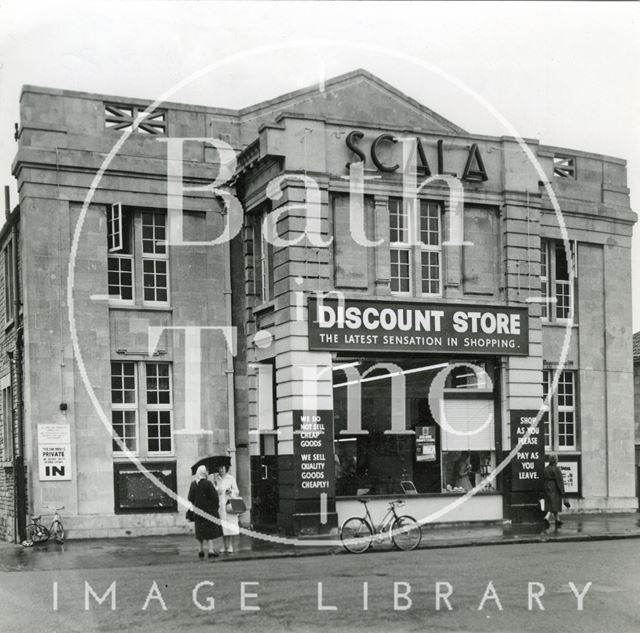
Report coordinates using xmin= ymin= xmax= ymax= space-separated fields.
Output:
xmin=543 ymin=453 xmax=566 ymax=529
xmin=188 ymin=465 xmax=222 ymax=558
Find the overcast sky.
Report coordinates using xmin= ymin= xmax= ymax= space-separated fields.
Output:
xmin=1 ymin=1 xmax=639 ymax=327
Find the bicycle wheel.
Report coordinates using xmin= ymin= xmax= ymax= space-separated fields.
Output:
xmin=391 ymin=515 xmax=421 ymax=551
xmin=28 ymin=524 xmax=50 ymax=544
xmin=52 ymin=521 xmax=65 ymax=544
xmin=341 ymin=517 xmax=373 ymax=554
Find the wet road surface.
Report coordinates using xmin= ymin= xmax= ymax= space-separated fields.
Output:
xmin=1 ymin=512 xmax=639 ymax=573
xmin=1 ymin=539 xmax=639 ymax=633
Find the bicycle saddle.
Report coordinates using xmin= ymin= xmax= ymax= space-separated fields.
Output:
xmin=357 ymin=498 xmax=369 ymax=504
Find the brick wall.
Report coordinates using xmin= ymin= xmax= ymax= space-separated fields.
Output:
xmin=0 ymin=211 xmax=22 ymax=541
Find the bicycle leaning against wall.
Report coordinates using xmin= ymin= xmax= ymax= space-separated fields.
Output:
xmin=21 ymin=506 xmax=65 ymax=547
xmin=340 ymin=499 xmax=422 ymax=554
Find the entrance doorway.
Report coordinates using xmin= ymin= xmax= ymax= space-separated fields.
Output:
xmin=250 ymin=433 xmax=279 ymax=529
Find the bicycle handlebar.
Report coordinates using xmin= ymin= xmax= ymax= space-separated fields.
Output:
xmin=359 ymin=499 xmax=405 ymax=507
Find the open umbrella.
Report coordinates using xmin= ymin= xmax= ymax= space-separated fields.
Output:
xmin=191 ymin=455 xmax=231 ymax=476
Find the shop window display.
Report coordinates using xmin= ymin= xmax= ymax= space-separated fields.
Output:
xmin=333 ymin=359 xmax=498 ymax=497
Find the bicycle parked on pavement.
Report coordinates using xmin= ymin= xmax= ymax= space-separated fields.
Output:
xmin=21 ymin=506 xmax=65 ymax=546
xmin=340 ymin=499 xmax=422 ymax=554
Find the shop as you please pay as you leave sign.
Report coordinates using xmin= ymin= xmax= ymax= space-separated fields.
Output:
xmin=307 ymin=297 xmax=529 ymax=356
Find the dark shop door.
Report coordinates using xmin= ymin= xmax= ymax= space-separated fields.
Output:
xmin=250 ymin=434 xmax=279 ymax=529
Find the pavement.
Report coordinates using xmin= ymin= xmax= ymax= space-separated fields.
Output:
xmin=1 ymin=512 xmax=639 ymax=572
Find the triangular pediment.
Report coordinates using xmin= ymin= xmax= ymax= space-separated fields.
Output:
xmin=239 ymin=69 xmax=466 ymax=136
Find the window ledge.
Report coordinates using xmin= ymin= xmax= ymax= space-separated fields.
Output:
xmin=1 ymin=460 xmax=13 ymax=468
xmin=338 ymin=491 xmax=502 ymax=501
xmin=442 ymin=389 xmax=494 ymax=400
xmin=109 ymin=304 xmax=173 ymax=313
xmin=253 ymin=299 xmax=276 ymax=315
xmin=114 ymin=508 xmax=177 ymax=515
xmin=113 ymin=456 xmax=176 ymax=462
xmin=541 ymin=321 xmax=579 ymax=328
xmin=386 ymin=294 xmax=445 ymax=303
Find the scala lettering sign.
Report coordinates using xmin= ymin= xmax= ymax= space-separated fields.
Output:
xmin=307 ymin=297 xmax=529 ymax=356
xmin=345 ymin=130 xmax=489 ymax=182
xmin=293 ymin=410 xmax=335 ymax=499
xmin=510 ymin=411 xmax=545 ymax=492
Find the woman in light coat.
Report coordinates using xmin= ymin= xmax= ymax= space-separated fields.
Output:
xmin=213 ymin=464 xmax=240 ymax=553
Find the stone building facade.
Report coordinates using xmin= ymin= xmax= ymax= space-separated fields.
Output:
xmin=9 ymin=87 xmax=236 ymax=539
xmin=2 ymin=69 xmax=636 ymax=540
xmin=231 ymin=71 xmax=637 ymax=532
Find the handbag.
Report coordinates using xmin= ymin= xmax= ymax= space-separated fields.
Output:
xmin=226 ymin=497 xmax=247 ymax=515
xmin=563 ymin=499 xmax=571 ymax=509
xmin=186 ymin=504 xmax=195 ymax=522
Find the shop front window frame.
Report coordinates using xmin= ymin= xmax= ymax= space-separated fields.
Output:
xmin=332 ymin=358 xmax=499 ymax=497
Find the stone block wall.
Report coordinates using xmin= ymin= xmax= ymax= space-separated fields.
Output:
xmin=13 ymin=86 xmax=237 ymax=537
xmin=539 ymin=144 xmax=637 ymax=511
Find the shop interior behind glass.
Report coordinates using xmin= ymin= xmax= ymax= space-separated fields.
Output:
xmin=332 ymin=358 xmax=498 ymax=497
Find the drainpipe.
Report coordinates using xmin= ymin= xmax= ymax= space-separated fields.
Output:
xmin=10 ymin=333 xmax=25 ymax=543
xmin=5 ymin=186 xmax=26 ymax=542
xmin=13 ymin=289 xmax=25 ymax=542
xmin=222 ymin=215 xmax=237 ymax=477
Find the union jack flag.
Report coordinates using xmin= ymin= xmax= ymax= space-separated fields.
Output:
xmin=553 ymin=155 xmax=575 ymax=178
xmin=104 ymin=103 xmax=167 ymax=134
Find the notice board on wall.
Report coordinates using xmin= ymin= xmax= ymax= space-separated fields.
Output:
xmin=549 ymin=455 xmax=581 ymax=495
xmin=37 ymin=424 xmax=72 ymax=481
xmin=292 ymin=410 xmax=335 ymax=500
xmin=510 ymin=410 xmax=544 ymax=492
xmin=113 ymin=461 xmax=177 ymax=514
